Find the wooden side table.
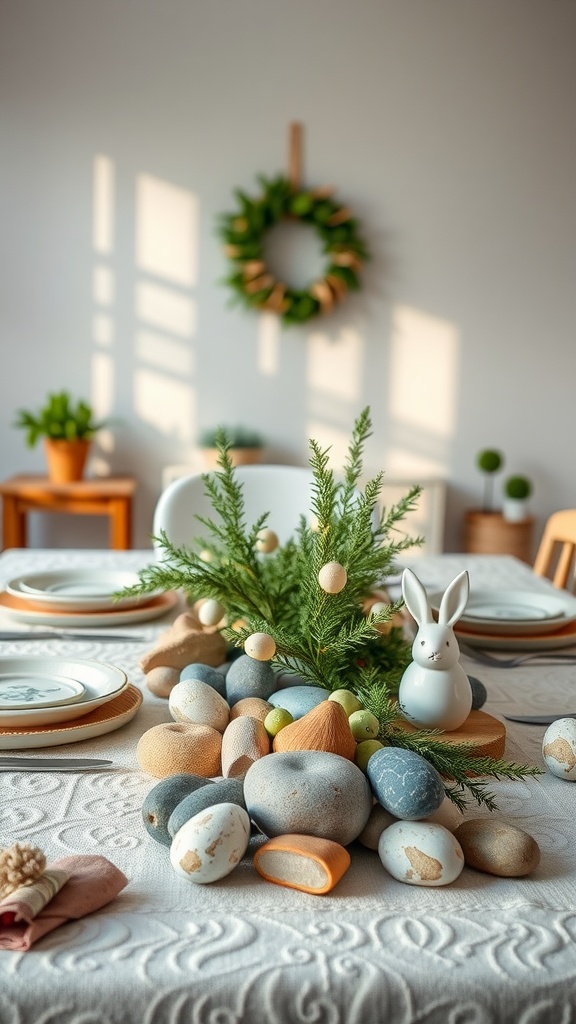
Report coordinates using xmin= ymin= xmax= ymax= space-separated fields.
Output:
xmin=0 ymin=475 xmax=137 ymax=550
xmin=463 ymin=509 xmax=534 ymax=563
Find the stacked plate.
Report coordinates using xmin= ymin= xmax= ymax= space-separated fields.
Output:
xmin=0 ymin=569 xmax=177 ymax=626
xmin=429 ymin=588 xmax=576 ymax=651
xmin=0 ymin=655 xmax=142 ymax=749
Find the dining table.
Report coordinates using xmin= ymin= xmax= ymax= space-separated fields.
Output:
xmin=1 ymin=546 xmax=576 ymax=1023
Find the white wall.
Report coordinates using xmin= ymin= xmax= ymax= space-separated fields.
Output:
xmin=1 ymin=0 xmax=575 ymax=554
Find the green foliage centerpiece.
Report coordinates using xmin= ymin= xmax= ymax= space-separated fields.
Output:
xmin=128 ymin=409 xmax=539 ymax=811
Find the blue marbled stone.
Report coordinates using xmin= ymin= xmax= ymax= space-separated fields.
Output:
xmin=168 ymin=777 xmax=246 ymax=838
xmin=142 ymin=774 xmax=213 ymax=846
xmin=225 ymin=654 xmax=277 ymax=706
xmin=267 ymin=685 xmax=328 ymax=720
xmin=468 ymin=675 xmax=488 ymax=711
xmin=366 ymin=747 xmax=445 ymax=820
xmin=180 ymin=662 xmax=227 ymax=698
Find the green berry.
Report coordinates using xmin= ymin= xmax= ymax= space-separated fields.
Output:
xmin=349 ymin=709 xmax=380 ymax=741
xmin=264 ymin=707 xmax=293 ymax=737
xmin=328 ymin=689 xmax=363 ymax=716
xmin=355 ymin=739 xmax=384 ymax=773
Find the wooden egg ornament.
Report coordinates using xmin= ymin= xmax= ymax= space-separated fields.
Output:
xmin=272 ymin=699 xmax=357 ymax=760
xmin=255 ymin=528 xmax=279 ymax=554
xmin=318 ymin=561 xmax=348 ymax=594
xmin=245 ymin=632 xmax=276 ymax=661
xmin=254 ymin=834 xmax=351 ymax=894
xmin=197 ymin=598 xmax=225 ymax=627
xmin=542 ymin=718 xmax=576 ymax=780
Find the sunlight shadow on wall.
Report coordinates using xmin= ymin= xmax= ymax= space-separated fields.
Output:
xmin=387 ymin=305 xmax=458 ymax=479
xmin=91 ymin=156 xmax=117 ymax=473
xmin=136 ymin=174 xmax=198 ymax=287
xmin=258 ymin=313 xmax=281 ymax=377
xmin=305 ymin=326 xmax=364 ymax=467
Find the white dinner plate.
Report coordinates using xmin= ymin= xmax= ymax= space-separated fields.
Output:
xmin=0 ymin=683 xmax=142 ymax=749
xmin=429 ymin=588 xmax=576 ymax=636
xmin=0 ymin=672 xmax=85 ymax=710
xmin=0 ymin=657 xmax=127 ymax=727
xmin=0 ymin=589 xmax=178 ymax=626
xmin=7 ymin=569 xmax=158 ymax=611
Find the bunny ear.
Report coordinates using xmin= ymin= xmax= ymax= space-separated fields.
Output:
xmin=438 ymin=570 xmax=470 ymax=627
xmin=402 ymin=568 xmax=433 ymax=626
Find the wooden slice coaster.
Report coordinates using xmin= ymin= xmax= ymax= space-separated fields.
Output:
xmin=393 ymin=710 xmax=506 ymax=761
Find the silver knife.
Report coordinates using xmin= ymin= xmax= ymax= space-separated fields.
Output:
xmin=503 ymin=712 xmax=576 ymax=725
xmin=0 ymin=631 xmax=145 ymax=642
xmin=0 ymin=756 xmax=115 ymax=771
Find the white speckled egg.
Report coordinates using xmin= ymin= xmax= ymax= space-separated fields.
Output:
xmin=542 ymin=717 xmax=576 ymax=780
xmin=169 ymin=678 xmax=230 ymax=733
xmin=378 ymin=820 xmax=465 ymax=886
xmin=170 ymin=802 xmax=251 ymax=883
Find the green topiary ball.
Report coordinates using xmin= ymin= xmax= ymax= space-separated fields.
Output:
xmin=477 ymin=449 xmax=503 ymax=474
xmin=505 ymin=475 xmax=532 ymax=499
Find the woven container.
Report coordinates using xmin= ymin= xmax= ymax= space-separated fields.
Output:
xmin=463 ymin=510 xmax=534 ymax=563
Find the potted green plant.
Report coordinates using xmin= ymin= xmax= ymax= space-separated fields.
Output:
xmin=198 ymin=426 xmax=265 ymax=469
xmin=503 ymin=474 xmax=532 ymax=522
xmin=14 ymin=391 xmax=110 ymax=483
xmin=464 ymin=449 xmax=534 ymax=561
xmin=476 ymin=448 xmax=504 ymax=511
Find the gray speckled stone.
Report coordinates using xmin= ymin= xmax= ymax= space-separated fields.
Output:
xmin=267 ymin=685 xmax=327 ymax=720
xmin=243 ymin=750 xmax=372 ymax=846
xmin=225 ymin=655 xmax=277 ymax=706
xmin=468 ymin=675 xmax=488 ymax=711
xmin=168 ymin=777 xmax=246 ymax=838
xmin=180 ymin=662 xmax=227 ymax=698
xmin=142 ymin=774 xmax=213 ymax=846
xmin=367 ymin=747 xmax=445 ymax=820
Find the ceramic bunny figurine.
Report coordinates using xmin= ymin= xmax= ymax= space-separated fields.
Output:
xmin=398 ymin=567 xmax=472 ymax=731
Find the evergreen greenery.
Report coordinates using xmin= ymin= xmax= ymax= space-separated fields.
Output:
xmin=126 ymin=409 xmax=541 ymax=810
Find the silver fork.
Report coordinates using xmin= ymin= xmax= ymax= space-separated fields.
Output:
xmin=458 ymin=641 xmax=576 ymax=669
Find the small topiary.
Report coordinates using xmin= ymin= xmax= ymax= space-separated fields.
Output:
xmin=505 ymin=475 xmax=532 ymax=500
xmin=476 ymin=449 xmax=504 ymax=511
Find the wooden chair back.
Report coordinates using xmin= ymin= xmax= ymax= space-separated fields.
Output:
xmin=533 ymin=509 xmax=576 ymax=589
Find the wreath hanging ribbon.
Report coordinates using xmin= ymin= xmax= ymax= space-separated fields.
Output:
xmin=218 ymin=174 xmax=369 ymax=326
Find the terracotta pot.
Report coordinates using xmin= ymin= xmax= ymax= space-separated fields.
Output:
xmin=44 ymin=438 xmax=91 ymax=483
xmin=201 ymin=447 xmax=263 ymax=469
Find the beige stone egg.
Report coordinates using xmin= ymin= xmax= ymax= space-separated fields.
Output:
xmin=136 ymin=722 xmax=222 ymax=779
xmin=145 ymin=666 xmax=180 ymax=698
xmin=169 ymin=679 xmax=230 ymax=733
xmin=197 ymin=598 xmax=226 ymax=627
xmin=245 ymin=632 xmax=276 ymax=661
xmin=229 ymin=697 xmax=273 ymax=722
xmin=221 ymin=716 xmax=270 ymax=778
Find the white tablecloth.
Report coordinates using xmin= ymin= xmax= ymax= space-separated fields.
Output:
xmin=1 ymin=549 xmax=576 ymax=1023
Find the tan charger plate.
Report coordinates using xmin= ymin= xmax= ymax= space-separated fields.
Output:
xmin=455 ymin=617 xmax=576 ymax=652
xmin=393 ymin=710 xmax=506 ymax=762
xmin=0 ymin=683 xmax=142 ymax=749
xmin=0 ymin=589 xmax=178 ymax=627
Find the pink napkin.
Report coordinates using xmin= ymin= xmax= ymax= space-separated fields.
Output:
xmin=0 ymin=855 xmax=128 ymax=951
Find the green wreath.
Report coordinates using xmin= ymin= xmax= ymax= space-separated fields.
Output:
xmin=218 ymin=175 xmax=369 ymax=326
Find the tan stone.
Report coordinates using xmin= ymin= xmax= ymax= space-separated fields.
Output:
xmin=453 ymin=818 xmax=540 ymax=877
xmin=139 ymin=612 xmax=226 ymax=673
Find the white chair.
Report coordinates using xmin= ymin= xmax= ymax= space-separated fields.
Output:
xmin=152 ymin=464 xmax=316 ymax=551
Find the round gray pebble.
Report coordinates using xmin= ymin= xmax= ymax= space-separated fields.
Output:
xmin=468 ymin=675 xmax=487 ymax=711
xmin=168 ymin=777 xmax=246 ymax=838
xmin=225 ymin=654 xmax=277 ymax=706
xmin=180 ymin=662 xmax=227 ymax=697
xmin=142 ymin=773 xmax=213 ymax=846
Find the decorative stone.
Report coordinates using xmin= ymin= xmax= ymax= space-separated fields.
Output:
xmin=145 ymin=666 xmax=180 ymax=698
xmin=169 ymin=678 xmax=230 ymax=733
xmin=136 ymin=722 xmax=222 ymax=779
xmin=542 ymin=718 xmax=576 ymax=780
xmin=243 ymin=750 xmax=372 ymax=846
xmin=254 ymin=834 xmax=351 ymax=894
xmin=367 ymin=747 xmax=445 ymax=820
xmin=179 ymin=662 xmax=227 ymax=698
xmin=229 ymin=697 xmax=273 ymax=723
xmin=168 ymin=777 xmax=246 ymax=838
xmin=245 ymin=632 xmax=276 ymax=661
xmin=170 ymin=803 xmax=251 ymax=884
xmin=221 ymin=716 xmax=271 ymax=778
xmin=142 ymin=773 xmax=213 ymax=846
xmin=379 ymin=821 xmax=465 ymax=887
xmin=468 ymin=675 xmax=488 ymax=711
xmin=225 ymin=654 xmax=277 ymax=706
xmin=197 ymin=599 xmax=225 ymax=627
xmin=139 ymin=612 xmax=226 ymax=673
xmin=453 ymin=818 xmax=541 ymax=877
xmin=267 ymin=685 xmax=327 ymax=720
xmin=272 ymin=699 xmax=357 ymax=760
xmin=255 ymin=528 xmax=279 ymax=554
xmin=357 ymin=804 xmax=397 ymax=850
xmin=318 ymin=561 xmax=348 ymax=594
